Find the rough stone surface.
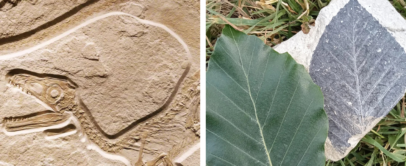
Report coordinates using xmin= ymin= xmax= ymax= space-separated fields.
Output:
xmin=0 ymin=0 xmax=200 ymax=165
xmin=311 ymin=0 xmax=406 ymax=159
xmin=0 ymin=0 xmax=91 ymax=39
xmin=274 ymin=0 xmax=406 ymax=161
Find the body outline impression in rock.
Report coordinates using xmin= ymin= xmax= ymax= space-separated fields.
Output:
xmin=309 ymin=0 xmax=406 ymax=160
xmin=0 ymin=7 xmax=196 ymax=165
xmin=3 ymin=66 xmax=189 ymax=166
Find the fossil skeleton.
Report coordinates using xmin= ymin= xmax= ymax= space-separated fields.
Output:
xmin=2 ymin=69 xmax=199 ymax=166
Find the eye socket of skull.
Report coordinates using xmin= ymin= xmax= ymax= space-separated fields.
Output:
xmin=46 ymin=84 xmax=63 ymax=104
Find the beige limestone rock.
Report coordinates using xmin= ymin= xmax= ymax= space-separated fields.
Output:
xmin=0 ymin=0 xmax=200 ymax=165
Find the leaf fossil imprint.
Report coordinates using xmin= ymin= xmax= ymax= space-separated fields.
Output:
xmin=206 ymin=26 xmax=328 ymax=166
xmin=309 ymin=0 xmax=406 ymax=157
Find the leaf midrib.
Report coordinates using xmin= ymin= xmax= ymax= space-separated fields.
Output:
xmin=228 ymin=27 xmax=273 ymax=166
xmin=351 ymin=6 xmax=364 ymax=125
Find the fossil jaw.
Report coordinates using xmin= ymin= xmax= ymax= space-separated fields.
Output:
xmin=3 ymin=70 xmax=78 ymax=132
xmin=8 ymin=76 xmax=33 ymax=95
xmin=2 ymin=111 xmax=70 ymax=132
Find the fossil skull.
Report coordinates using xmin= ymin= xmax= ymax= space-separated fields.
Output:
xmin=7 ymin=70 xmax=78 ymax=113
xmin=3 ymin=70 xmax=78 ymax=132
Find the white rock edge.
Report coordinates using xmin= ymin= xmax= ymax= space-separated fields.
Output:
xmin=0 ymin=114 xmax=73 ymax=137
xmin=274 ymin=0 xmax=406 ymax=71
xmin=0 ymin=11 xmax=192 ymax=62
xmin=45 ymin=129 xmax=77 ymax=140
xmin=274 ymin=0 xmax=406 ymax=161
xmin=324 ymin=117 xmax=381 ymax=161
xmin=0 ymin=111 xmax=132 ymax=166
xmin=0 ymin=161 xmax=13 ymax=166
xmin=70 ymin=113 xmax=132 ymax=166
xmin=174 ymin=142 xmax=200 ymax=164
xmin=0 ymin=6 xmax=194 ymax=166
xmin=3 ymin=82 xmax=132 ymax=165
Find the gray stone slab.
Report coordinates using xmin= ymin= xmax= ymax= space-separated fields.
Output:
xmin=310 ymin=0 xmax=406 ymax=157
xmin=275 ymin=0 xmax=406 ymax=161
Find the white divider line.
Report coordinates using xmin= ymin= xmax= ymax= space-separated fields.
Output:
xmin=199 ymin=0 xmax=206 ymax=164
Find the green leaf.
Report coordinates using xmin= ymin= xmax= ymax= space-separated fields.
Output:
xmin=206 ymin=25 xmax=329 ymax=166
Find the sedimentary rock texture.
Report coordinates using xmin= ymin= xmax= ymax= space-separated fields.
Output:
xmin=275 ymin=0 xmax=406 ymax=161
xmin=0 ymin=0 xmax=91 ymax=38
xmin=310 ymin=0 xmax=406 ymax=158
xmin=0 ymin=0 xmax=199 ymax=165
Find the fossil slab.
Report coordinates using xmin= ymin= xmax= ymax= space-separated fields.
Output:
xmin=0 ymin=0 xmax=92 ymax=39
xmin=0 ymin=0 xmax=200 ymax=165
xmin=275 ymin=0 xmax=406 ymax=161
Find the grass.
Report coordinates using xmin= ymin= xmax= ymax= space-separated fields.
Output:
xmin=206 ymin=0 xmax=330 ymax=60
xmin=391 ymin=0 xmax=406 ymax=19
xmin=206 ymin=0 xmax=406 ymax=165
xmin=206 ymin=0 xmax=406 ymax=61
xmin=206 ymin=0 xmax=330 ymax=67
xmin=327 ymin=97 xmax=406 ymax=166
